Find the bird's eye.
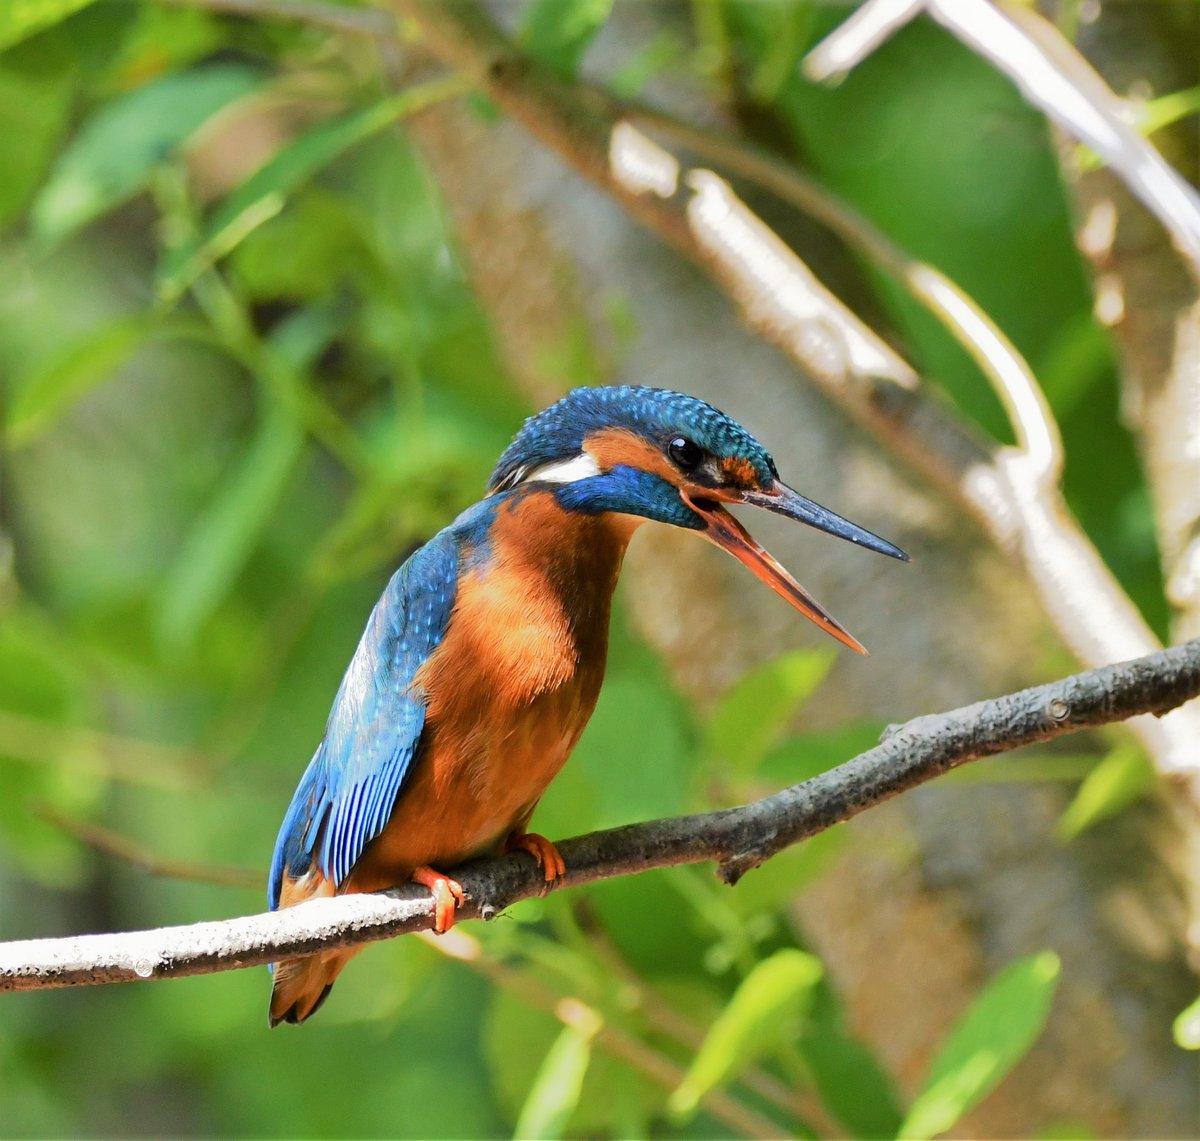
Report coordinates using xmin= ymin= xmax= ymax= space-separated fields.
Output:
xmin=667 ymin=436 xmax=703 ymax=470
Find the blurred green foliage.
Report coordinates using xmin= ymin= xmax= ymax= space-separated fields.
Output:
xmin=0 ymin=1 xmax=1164 ymax=1137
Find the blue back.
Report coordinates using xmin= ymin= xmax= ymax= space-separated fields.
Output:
xmin=268 ymin=500 xmax=497 ymax=908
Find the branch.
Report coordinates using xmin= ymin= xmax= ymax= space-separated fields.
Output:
xmin=36 ymin=806 xmax=259 ymax=889
xmin=806 ymin=0 xmax=1200 ymax=279
xmin=1055 ymin=11 xmax=1200 ymax=646
xmin=3 ymin=638 xmax=1197 ymax=992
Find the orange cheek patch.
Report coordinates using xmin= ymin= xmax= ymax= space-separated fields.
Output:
xmin=584 ymin=428 xmax=680 ymax=485
xmin=721 ymin=456 xmax=759 ymax=488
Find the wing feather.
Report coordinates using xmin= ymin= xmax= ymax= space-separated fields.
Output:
xmin=268 ymin=533 xmax=459 ymax=908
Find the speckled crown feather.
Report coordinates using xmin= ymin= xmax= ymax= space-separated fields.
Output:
xmin=488 ymin=386 xmax=777 ymax=491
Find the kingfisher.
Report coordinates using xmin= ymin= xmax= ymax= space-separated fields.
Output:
xmin=267 ymin=385 xmax=906 ymax=1024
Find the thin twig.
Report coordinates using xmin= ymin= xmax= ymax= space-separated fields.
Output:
xmin=37 ymin=806 xmax=260 ymax=889
xmin=1 ymin=637 xmax=1196 ymax=992
xmin=0 ymin=710 xmax=211 ymax=791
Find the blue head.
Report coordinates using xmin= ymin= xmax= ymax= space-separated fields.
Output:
xmin=489 ymin=386 xmax=907 ymax=652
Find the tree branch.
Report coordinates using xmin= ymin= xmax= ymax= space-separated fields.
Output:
xmin=3 ymin=638 xmax=1197 ymax=993
xmin=806 ymin=0 xmax=1200 ymax=278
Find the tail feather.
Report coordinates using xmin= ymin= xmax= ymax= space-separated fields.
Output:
xmin=269 ymin=950 xmax=356 ymax=1026
xmin=268 ymin=864 xmax=354 ymax=1027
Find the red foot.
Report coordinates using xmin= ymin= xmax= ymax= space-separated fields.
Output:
xmin=505 ymin=831 xmax=566 ymax=883
xmin=411 ymin=866 xmax=465 ymax=933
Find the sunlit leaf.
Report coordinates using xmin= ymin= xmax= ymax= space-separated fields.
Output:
xmin=669 ymin=948 xmax=823 ymax=1117
xmin=706 ymin=649 xmax=836 ymax=772
xmin=513 ymin=1005 xmax=601 ymax=1140
xmin=158 ymin=75 xmax=466 ymax=300
xmin=0 ymin=0 xmax=96 ymax=51
xmin=484 ymin=986 xmax=658 ymax=1135
xmin=1055 ymin=743 xmax=1155 ymax=842
xmin=1172 ymin=994 xmax=1200 ymax=1050
xmin=900 ymin=951 xmax=1061 ymax=1140
xmin=520 ymin=0 xmax=613 ymax=78
xmin=31 ymin=62 xmax=263 ymax=242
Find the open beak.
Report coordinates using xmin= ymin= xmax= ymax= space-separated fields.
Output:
xmin=680 ymin=483 xmax=908 ymax=655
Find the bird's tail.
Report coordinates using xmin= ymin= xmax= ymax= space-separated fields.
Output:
xmin=268 ymin=864 xmax=360 ymax=1027
xmin=268 ymin=947 xmax=360 ymax=1026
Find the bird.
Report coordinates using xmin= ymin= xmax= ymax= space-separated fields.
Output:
xmin=266 ymin=385 xmax=907 ymax=1025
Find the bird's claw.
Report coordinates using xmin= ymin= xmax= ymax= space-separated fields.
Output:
xmin=411 ymin=865 xmax=465 ymax=933
xmin=505 ymin=831 xmax=566 ymax=884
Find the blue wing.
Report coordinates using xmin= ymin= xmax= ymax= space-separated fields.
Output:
xmin=268 ymin=532 xmax=460 ymax=909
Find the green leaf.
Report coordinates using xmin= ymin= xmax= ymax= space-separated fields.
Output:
xmin=610 ymin=30 xmax=685 ymax=99
xmin=728 ymin=829 xmax=848 ymax=917
xmin=706 ymin=649 xmax=836 ymax=771
xmin=520 ymin=0 xmax=614 ymax=79
xmin=0 ymin=34 xmax=76 ymax=226
xmin=229 ymin=188 xmax=363 ymax=301
xmin=5 ymin=315 xmax=197 ymax=445
xmin=669 ymin=948 xmax=823 ymax=1117
xmin=1172 ymin=994 xmax=1200 ymax=1050
xmin=483 ymin=986 xmax=658 ymax=1136
xmin=156 ymin=400 xmax=305 ymax=651
xmin=0 ymin=610 xmax=101 ymax=887
xmin=801 ymin=1021 xmax=904 ymax=1138
xmin=154 ymin=307 xmax=343 ymax=649
xmin=102 ymin=3 xmax=226 ymax=87
xmin=746 ymin=1 xmax=812 ymax=103
xmin=1055 ymin=743 xmax=1155 ymax=842
xmin=159 ymin=74 xmax=466 ymax=301
xmin=31 ymin=62 xmax=263 ymax=242
xmin=760 ymin=721 xmax=883 ymax=786
xmin=900 ymin=951 xmax=1061 ymax=1140
xmin=513 ymin=1005 xmax=601 ymax=1140
xmin=0 ymin=0 xmax=96 ymax=51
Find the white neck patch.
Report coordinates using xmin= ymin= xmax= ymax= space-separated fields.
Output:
xmin=517 ymin=452 xmax=602 ymax=486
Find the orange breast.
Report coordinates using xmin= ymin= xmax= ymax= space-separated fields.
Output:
xmin=346 ymin=492 xmax=636 ymax=892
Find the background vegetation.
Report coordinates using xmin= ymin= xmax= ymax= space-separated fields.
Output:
xmin=1 ymin=1 xmax=1196 ymax=1137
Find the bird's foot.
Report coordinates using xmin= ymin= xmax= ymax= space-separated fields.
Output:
xmin=411 ymin=866 xmax=465 ymax=934
xmin=505 ymin=831 xmax=566 ymax=883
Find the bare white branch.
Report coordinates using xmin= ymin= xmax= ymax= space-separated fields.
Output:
xmin=807 ymin=0 xmax=1200 ymax=276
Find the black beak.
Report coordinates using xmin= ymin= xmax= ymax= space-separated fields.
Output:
xmin=739 ymin=483 xmax=909 ymax=562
